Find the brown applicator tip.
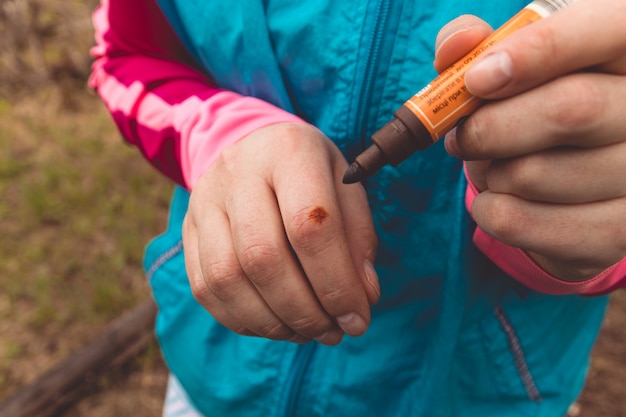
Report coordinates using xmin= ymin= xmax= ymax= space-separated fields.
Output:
xmin=342 ymin=162 xmax=366 ymax=184
xmin=343 ymin=144 xmax=387 ymax=184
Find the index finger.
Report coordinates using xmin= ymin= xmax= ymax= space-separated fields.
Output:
xmin=273 ymin=144 xmax=372 ymax=337
xmin=465 ymin=0 xmax=626 ymax=98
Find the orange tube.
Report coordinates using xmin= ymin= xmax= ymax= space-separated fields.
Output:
xmin=344 ymin=0 xmax=577 ymax=184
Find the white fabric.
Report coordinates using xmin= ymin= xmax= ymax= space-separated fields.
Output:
xmin=163 ymin=374 xmax=205 ymax=417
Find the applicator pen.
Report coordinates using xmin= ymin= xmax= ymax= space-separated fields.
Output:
xmin=343 ymin=0 xmax=577 ymax=184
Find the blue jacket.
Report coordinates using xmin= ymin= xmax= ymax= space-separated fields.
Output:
xmin=145 ymin=1 xmax=608 ymax=415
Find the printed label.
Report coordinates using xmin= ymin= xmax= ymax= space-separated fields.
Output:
xmin=405 ymin=5 xmax=559 ymax=142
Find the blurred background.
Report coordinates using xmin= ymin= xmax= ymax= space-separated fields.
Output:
xmin=0 ymin=0 xmax=171 ymax=415
xmin=0 ymin=1 xmax=624 ymax=416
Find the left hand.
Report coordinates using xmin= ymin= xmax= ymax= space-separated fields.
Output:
xmin=436 ymin=0 xmax=626 ymax=281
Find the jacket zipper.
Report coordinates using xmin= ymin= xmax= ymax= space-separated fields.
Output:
xmin=282 ymin=342 xmax=317 ymax=417
xmin=281 ymin=3 xmax=392 ymax=416
xmin=355 ymin=0 xmax=392 ymax=151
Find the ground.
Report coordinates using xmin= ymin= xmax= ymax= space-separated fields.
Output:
xmin=575 ymin=290 xmax=626 ymax=417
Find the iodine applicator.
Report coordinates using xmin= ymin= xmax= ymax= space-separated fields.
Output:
xmin=343 ymin=0 xmax=577 ymax=184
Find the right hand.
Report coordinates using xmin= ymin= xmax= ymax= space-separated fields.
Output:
xmin=437 ymin=4 xmax=626 ymax=282
xmin=182 ymin=122 xmax=380 ymax=345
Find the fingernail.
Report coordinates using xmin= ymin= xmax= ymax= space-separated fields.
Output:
xmin=465 ymin=51 xmax=513 ymax=95
xmin=435 ymin=24 xmax=473 ymax=56
xmin=364 ymin=260 xmax=380 ymax=298
xmin=336 ymin=313 xmax=367 ymax=336
xmin=444 ymin=127 xmax=461 ymax=158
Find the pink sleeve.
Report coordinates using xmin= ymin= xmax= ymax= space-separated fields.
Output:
xmin=89 ymin=0 xmax=304 ymax=189
xmin=465 ymin=168 xmax=626 ymax=295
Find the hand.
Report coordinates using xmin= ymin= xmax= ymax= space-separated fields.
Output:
xmin=182 ymin=123 xmax=379 ymax=345
xmin=436 ymin=0 xmax=626 ymax=281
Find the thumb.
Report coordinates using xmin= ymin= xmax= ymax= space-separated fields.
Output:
xmin=434 ymin=15 xmax=494 ymax=73
xmin=464 ymin=0 xmax=626 ymax=98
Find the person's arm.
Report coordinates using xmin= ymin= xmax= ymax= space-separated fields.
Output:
xmin=90 ymin=0 xmax=379 ymax=345
xmin=89 ymin=0 xmax=303 ymax=189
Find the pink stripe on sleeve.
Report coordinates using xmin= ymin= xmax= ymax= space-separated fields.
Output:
xmin=174 ymin=93 xmax=303 ymax=188
xmin=464 ymin=166 xmax=626 ymax=295
xmin=89 ymin=0 xmax=305 ymax=189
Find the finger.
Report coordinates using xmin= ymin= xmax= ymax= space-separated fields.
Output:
xmin=464 ymin=160 xmax=492 ymax=192
xmin=472 ymin=192 xmax=626 ymax=280
xmin=434 ymin=15 xmax=494 ymax=73
xmin=273 ymin=144 xmax=372 ymax=337
xmin=486 ymin=142 xmax=626 ymax=204
xmin=452 ymin=73 xmax=626 ymax=159
xmin=182 ymin=214 xmax=256 ymax=337
xmin=227 ymin=178 xmax=344 ymax=345
xmin=333 ymin=165 xmax=380 ymax=305
xmin=190 ymin=198 xmax=306 ymax=342
xmin=465 ymin=0 xmax=626 ymax=98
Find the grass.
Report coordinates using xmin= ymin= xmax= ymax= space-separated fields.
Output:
xmin=0 ymin=2 xmax=172 ymax=411
xmin=0 ymin=87 xmax=172 ymax=399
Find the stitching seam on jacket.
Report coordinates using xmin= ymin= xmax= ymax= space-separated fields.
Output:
xmin=146 ymin=240 xmax=184 ymax=281
xmin=494 ymin=306 xmax=543 ymax=403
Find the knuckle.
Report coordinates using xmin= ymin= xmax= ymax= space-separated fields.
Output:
xmin=478 ymin=194 xmax=523 ymax=240
xmin=257 ymin=321 xmax=292 ymax=340
xmin=316 ymin=287 xmax=351 ymax=311
xmin=202 ymin=257 xmax=244 ymax=299
xmin=238 ymin=240 xmax=283 ymax=286
xmin=496 ymin=155 xmax=547 ymax=195
xmin=546 ymin=77 xmax=605 ymax=135
xmin=287 ymin=206 xmax=336 ymax=252
xmin=524 ymin=25 xmax=560 ymax=70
